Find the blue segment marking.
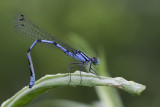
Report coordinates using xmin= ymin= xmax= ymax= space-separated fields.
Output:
xmin=14 ymin=14 xmax=100 ymax=88
xmin=56 ymin=44 xmax=67 ymax=52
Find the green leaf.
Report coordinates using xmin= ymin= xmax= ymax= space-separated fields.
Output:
xmin=1 ymin=71 xmax=145 ymax=107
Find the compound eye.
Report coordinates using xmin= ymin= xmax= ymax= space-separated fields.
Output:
xmin=92 ymin=57 xmax=99 ymax=65
xmin=93 ymin=57 xmax=96 ymax=61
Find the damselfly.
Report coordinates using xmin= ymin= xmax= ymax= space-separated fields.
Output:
xmin=14 ymin=14 xmax=99 ymax=88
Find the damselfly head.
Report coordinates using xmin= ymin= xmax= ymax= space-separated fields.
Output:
xmin=91 ymin=57 xmax=99 ymax=65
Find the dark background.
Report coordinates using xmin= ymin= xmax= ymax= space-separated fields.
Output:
xmin=0 ymin=0 xmax=160 ymax=107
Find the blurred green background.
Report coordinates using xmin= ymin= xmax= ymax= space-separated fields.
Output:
xmin=0 ymin=0 xmax=160 ymax=107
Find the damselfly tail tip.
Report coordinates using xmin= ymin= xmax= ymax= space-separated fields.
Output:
xmin=29 ymin=85 xmax=33 ymax=89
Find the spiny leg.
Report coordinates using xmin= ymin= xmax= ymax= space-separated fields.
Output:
xmin=68 ymin=62 xmax=83 ymax=77
xmin=89 ymin=63 xmax=92 ymax=72
xmin=68 ymin=62 xmax=83 ymax=85
xmin=89 ymin=63 xmax=100 ymax=78
xmin=68 ymin=62 xmax=83 ymax=75
xmin=91 ymin=68 xmax=100 ymax=77
xmin=79 ymin=63 xmax=88 ymax=84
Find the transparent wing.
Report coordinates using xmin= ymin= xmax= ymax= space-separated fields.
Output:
xmin=14 ymin=14 xmax=76 ymax=52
